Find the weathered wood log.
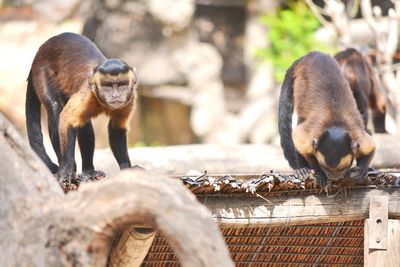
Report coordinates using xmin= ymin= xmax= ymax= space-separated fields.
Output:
xmin=108 ymin=226 xmax=156 ymax=267
xmin=198 ymin=187 xmax=400 ymax=227
xmin=0 ymin=113 xmax=233 ymax=267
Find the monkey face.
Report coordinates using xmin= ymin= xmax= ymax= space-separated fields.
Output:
xmin=92 ymin=60 xmax=138 ymax=110
xmin=96 ymin=76 xmax=135 ymax=110
xmin=313 ymin=127 xmax=356 ymax=181
xmin=315 ymin=151 xmax=354 ymax=181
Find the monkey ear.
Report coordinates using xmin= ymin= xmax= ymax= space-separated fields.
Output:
xmin=130 ymin=67 xmax=138 ymax=88
xmin=88 ymin=76 xmax=95 ymax=92
xmin=351 ymin=141 xmax=360 ymax=155
xmin=312 ymin=138 xmax=318 ymax=153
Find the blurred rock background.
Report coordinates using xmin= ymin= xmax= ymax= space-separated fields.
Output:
xmin=0 ymin=0 xmax=283 ymax=148
xmin=0 ymin=0 xmax=397 ymax=153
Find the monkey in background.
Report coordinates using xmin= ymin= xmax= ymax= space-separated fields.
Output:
xmin=278 ymin=51 xmax=375 ymax=186
xmin=26 ymin=32 xmax=140 ymax=183
xmin=335 ymin=48 xmax=388 ymax=133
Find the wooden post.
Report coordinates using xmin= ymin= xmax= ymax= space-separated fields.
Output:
xmin=108 ymin=226 xmax=156 ymax=267
xmin=364 ymin=219 xmax=400 ymax=266
xmin=368 ymin=196 xmax=389 ymax=249
xmin=364 ymin=195 xmax=400 ymax=266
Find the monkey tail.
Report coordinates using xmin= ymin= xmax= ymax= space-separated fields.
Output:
xmin=278 ymin=62 xmax=299 ymax=169
xmin=25 ymin=71 xmax=59 ymax=174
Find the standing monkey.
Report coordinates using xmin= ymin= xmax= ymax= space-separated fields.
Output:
xmin=278 ymin=52 xmax=375 ymax=186
xmin=26 ymin=32 xmax=139 ymax=183
xmin=335 ymin=48 xmax=388 ymax=133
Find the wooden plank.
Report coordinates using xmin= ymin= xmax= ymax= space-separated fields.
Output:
xmin=368 ymin=196 xmax=388 ymax=249
xmin=364 ymin=219 xmax=400 ymax=267
xmin=197 ymin=188 xmax=400 ymax=227
xmin=108 ymin=226 xmax=156 ymax=267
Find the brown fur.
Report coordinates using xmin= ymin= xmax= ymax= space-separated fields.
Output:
xmin=27 ymin=32 xmax=137 ymax=177
xmin=31 ymin=33 xmax=105 ymax=98
xmin=335 ymin=48 xmax=387 ymax=131
xmin=278 ymin=52 xmax=376 ymax=185
xmin=291 ymin=52 xmax=375 ymax=160
xmin=293 ymin=52 xmax=375 ymax=168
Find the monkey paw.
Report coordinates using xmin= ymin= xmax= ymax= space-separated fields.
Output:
xmin=294 ymin=167 xmax=311 ymax=180
xmin=55 ymin=172 xmax=77 ymax=192
xmin=315 ymin=174 xmax=328 ymax=188
xmin=56 ymin=171 xmax=75 ymax=184
xmin=81 ymin=170 xmax=106 ymax=181
xmin=348 ymin=167 xmax=367 ymax=180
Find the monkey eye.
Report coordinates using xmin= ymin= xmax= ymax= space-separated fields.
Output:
xmin=118 ymin=81 xmax=129 ymax=87
xmin=101 ymin=82 xmax=113 ymax=87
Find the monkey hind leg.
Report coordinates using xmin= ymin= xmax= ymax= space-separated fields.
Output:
xmin=78 ymin=122 xmax=105 ymax=180
xmin=46 ymin=102 xmax=63 ymax=164
xmin=25 ymin=72 xmax=58 ymax=174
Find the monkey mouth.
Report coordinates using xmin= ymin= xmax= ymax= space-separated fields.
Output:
xmin=110 ymin=100 xmax=124 ymax=104
xmin=324 ymin=170 xmax=346 ymax=181
xmin=108 ymin=100 xmax=126 ymax=109
xmin=328 ymin=176 xmax=343 ymax=181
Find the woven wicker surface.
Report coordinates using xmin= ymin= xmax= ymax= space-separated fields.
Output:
xmin=180 ymin=170 xmax=399 ymax=195
xmin=142 ymin=220 xmax=364 ymax=266
xmin=140 ymin=171 xmax=400 ymax=266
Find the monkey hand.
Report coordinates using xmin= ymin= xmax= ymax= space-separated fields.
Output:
xmin=294 ymin=167 xmax=311 ymax=180
xmin=81 ymin=170 xmax=106 ymax=181
xmin=315 ymin=174 xmax=329 ymax=188
xmin=56 ymin=162 xmax=76 ymax=184
xmin=348 ymin=167 xmax=367 ymax=181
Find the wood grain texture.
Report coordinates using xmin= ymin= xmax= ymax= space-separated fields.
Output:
xmin=199 ymin=188 xmax=400 ymax=227
xmin=368 ymin=196 xmax=388 ymax=249
xmin=364 ymin=219 xmax=400 ymax=267
xmin=108 ymin=226 xmax=156 ymax=267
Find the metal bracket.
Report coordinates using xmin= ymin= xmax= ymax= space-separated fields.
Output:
xmin=368 ymin=195 xmax=389 ymax=249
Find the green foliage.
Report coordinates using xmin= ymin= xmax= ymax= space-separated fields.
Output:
xmin=256 ymin=2 xmax=332 ymax=82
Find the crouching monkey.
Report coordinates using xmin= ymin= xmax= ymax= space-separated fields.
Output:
xmin=278 ymin=51 xmax=375 ymax=186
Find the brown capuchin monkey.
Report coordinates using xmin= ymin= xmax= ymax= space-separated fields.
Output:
xmin=335 ymin=48 xmax=388 ymax=133
xmin=25 ymin=32 xmax=139 ymax=183
xmin=278 ymin=51 xmax=376 ymax=186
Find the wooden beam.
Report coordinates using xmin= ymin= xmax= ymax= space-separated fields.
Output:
xmin=368 ymin=196 xmax=388 ymax=249
xmin=198 ymin=188 xmax=400 ymax=227
xmin=364 ymin=219 xmax=400 ymax=267
xmin=108 ymin=226 xmax=156 ymax=267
